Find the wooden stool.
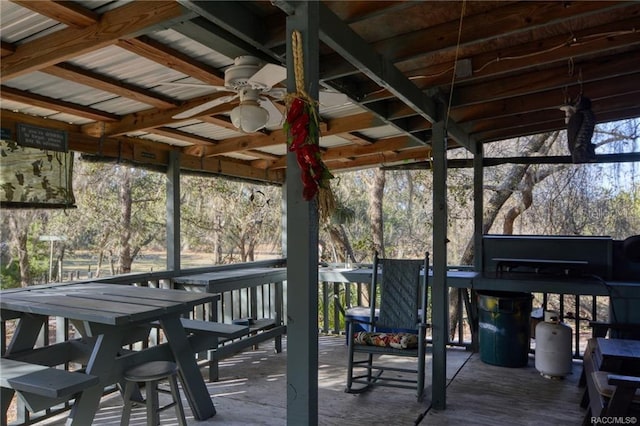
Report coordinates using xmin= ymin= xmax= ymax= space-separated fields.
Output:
xmin=120 ymin=361 xmax=187 ymax=426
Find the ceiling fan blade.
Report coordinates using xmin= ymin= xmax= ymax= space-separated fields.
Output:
xmin=249 ymin=63 xmax=287 ymax=90
xmin=157 ymin=81 xmax=228 ymax=90
xmin=261 ymin=99 xmax=285 ymax=128
xmin=265 ymin=87 xmax=286 ymax=100
xmin=319 ymin=91 xmax=348 ymax=106
xmin=173 ymin=95 xmax=236 ymax=119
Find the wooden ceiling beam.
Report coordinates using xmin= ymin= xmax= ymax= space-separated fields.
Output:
xmin=376 ymin=2 xmax=623 ymax=62
xmin=353 ymin=13 xmax=640 ymax=106
xmin=0 ymin=85 xmax=120 ymax=121
xmin=476 ymin=106 xmax=640 ymax=143
xmin=81 ymin=92 xmax=235 ymax=137
xmin=147 ymin=127 xmax=217 ymax=146
xmin=451 ymin=52 xmax=640 ymax=106
xmin=245 ymin=150 xmax=281 ymax=162
xmin=116 ymin=36 xmax=226 ymax=86
xmin=11 ymin=0 xmax=99 ymax=28
xmin=199 ymin=113 xmax=239 ymax=131
xmin=325 ymin=146 xmax=432 ymax=172
xmin=405 ymin=14 xmax=640 ymax=89
xmin=338 ymin=132 xmax=375 ymax=146
xmin=319 ymin=1 xmax=630 ymax=81
xmin=1 ymin=109 xmax=282 ymax=183
xmin=1 ymin=1 xmax=189 ymax=81
xmin=269 ymin=134 xmax=420 ymax=170
xmin=200 ymin=129 xmax=286 ymax=157
xmin=42 ymin=62 xmax=179 ymax=109
xmin=323 ymin=112 xmax=385 ymax=136
xmin=199 ymin=111 xmax=396 ymax=157
xmin=1 ymin=40 xmax=16 ymax=57
xmin=452 ymin=73 xmax=640 ymax=124
xmin=322 ymin=1 xmax=417 ymax=25
xmin=316 ymin=3 xmax=472 ymax=150
xmin=469 ymin=92 xmax=640 ymax=136
xmin=180 ymin=154 xmax=284 ymax=183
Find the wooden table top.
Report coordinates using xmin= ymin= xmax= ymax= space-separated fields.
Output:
xmin=174 ymin=267 xmax=287 ymax=292
xmin=0 ymin=282 xmax=215 ymax=326
xmin=597 ymin=337 xmax=640 ymax=361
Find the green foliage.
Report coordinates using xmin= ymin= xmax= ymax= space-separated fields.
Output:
xmin=1 ymin=119 xmax=638 ymax=281
xmin=180 ymin=174 xmax=281 ymax=263
xmin=1 ymin=260 xmax=21 ymax=289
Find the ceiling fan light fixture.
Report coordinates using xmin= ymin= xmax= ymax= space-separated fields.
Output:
xmin=230 ymin=101 xmax=269 ymax=133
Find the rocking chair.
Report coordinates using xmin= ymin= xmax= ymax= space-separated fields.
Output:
xmin=345 ymin=252 xmax=430 ymax=401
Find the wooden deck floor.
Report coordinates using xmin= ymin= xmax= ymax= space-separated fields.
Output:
xmin=41 ymin=335 xmax=586 ymax=425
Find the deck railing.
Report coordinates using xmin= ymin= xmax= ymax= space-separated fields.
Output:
xmin=3 ymin=260 xmax=610 ymax=355
xmin=2 ymin=260 xmax=611 ymax=425
xmin=317 ymin=268 xmax=610 ymax=357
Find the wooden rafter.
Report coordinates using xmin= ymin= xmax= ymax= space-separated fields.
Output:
xmin=1 ymin=86 xmax=120 ymax=121
xmin=1 ymin=40 xmax=15 ymax=57
xmin=0 ymin=1 xmax=187 ymax=81
xmin=42 ymin=63 xmax=179 ymax=109
xmin=116 ymin=36 xmax=226 ymax=86
xmin=11 ymin=0 xmax=100 ymax=28
xmin=0 ymin=0 xmax=637 ymax=179
xmin=451 ymin=51 xmax=640 ymax=106
xmin=1 ymin=109 xmax=284 ymax=183
xmin=80 ymin=92 xmax=235 ymax=137
xmin=147 ymin=127 xmax=218 ymax=146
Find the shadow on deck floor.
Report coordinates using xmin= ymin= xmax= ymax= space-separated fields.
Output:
xmin=43 ymin=335 xmax=586 ymax=425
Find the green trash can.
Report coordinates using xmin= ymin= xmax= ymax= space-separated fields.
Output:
xmin=478 ymin=291 xmax=532 ymax=367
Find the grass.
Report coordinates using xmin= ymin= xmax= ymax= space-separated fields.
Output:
xmin=59 ymin=250 xmax=279 ymax=281
xmin=58 ymin=251 xmax=218 ymax=280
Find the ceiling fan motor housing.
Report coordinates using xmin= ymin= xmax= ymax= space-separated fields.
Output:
xmin=225 ymin=56 xmax=266 ymax=90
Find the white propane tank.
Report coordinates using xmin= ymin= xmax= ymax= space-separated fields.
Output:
xmin=535 ymin=312 xmax=573 ymax=378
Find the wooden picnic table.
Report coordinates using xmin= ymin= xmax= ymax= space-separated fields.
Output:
xmin=173 ymin=267 xmax=287 ymax=380
xmin=1 ymin=282 xmax=217 ymax=425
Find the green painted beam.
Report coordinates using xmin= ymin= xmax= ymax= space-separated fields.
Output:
xmin=166 ymin=151 xmax=180 ymax=272
xmin=285 ymin=3 xmax=320 ymax=425
xmin=431 ymin=121 xmax=448 ymax=410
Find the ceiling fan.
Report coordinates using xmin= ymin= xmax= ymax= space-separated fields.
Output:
xmin=167 ymin=55 xmax=348 ymax=133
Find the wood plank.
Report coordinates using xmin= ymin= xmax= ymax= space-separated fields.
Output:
xmin=80 ymin=92 xmax=233 ymax=137
xmin=0 ymin=284 xmax=215 ymax=325
xmin=148 ymin=127 xmax=218 ymax=146
xmin=1 ymin=40 xmax=15 ymax=57
xmin=0 ymin=358 xmax=99 ymax=398
xmin=42 ymin=63 xmax=179 ymax=109
xmin=116 ymin=36 xmax=226 ymax=86
xmin=1 ymin=1 xmax=186 ymax=80
xmin=0 ymin=297 xmax=124 ymax=325
xmin=0 ymin=86 xmax=120 ymax=122
xmin=174 ymin=267 xmax=286 ymax=293
xmin=11 ymin=0 xmax=99 ymax=28
xmin=425 ymin=353 xmax=585 ymax=425
xmin=1 ymin=293 xmax=161 ymax=317
xmin=178 ymin=318 xmax=249 ymax=339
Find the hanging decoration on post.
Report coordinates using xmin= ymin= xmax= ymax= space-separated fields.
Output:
xmin=285 ymin=30 xmax=335 ymax=221
xmin=566 ymin=95 xmax=596 ymax=164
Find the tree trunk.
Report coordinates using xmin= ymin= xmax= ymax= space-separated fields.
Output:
xmin=8 ymin=213 xmax=31 ymax=287
xmin=96 ymin=250 xmax=104 ymax=278
xmin=458 ymin=132 xmax=556 ymax=265
xmin=118 ymin=168 xmax=134 ymax=273
xmin=503 ymin=172 xmax=534 ymax=234
xmin=451 ymin=132 xmax=558 ymax=339
xmin=369 ymin=169 xmax=386 ymax=257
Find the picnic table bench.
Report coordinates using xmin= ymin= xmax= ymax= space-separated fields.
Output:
xmin=173 ymin=267 xmax=287 ymax=381
xmin=0 ymin=358 xmax=99 ymax=413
